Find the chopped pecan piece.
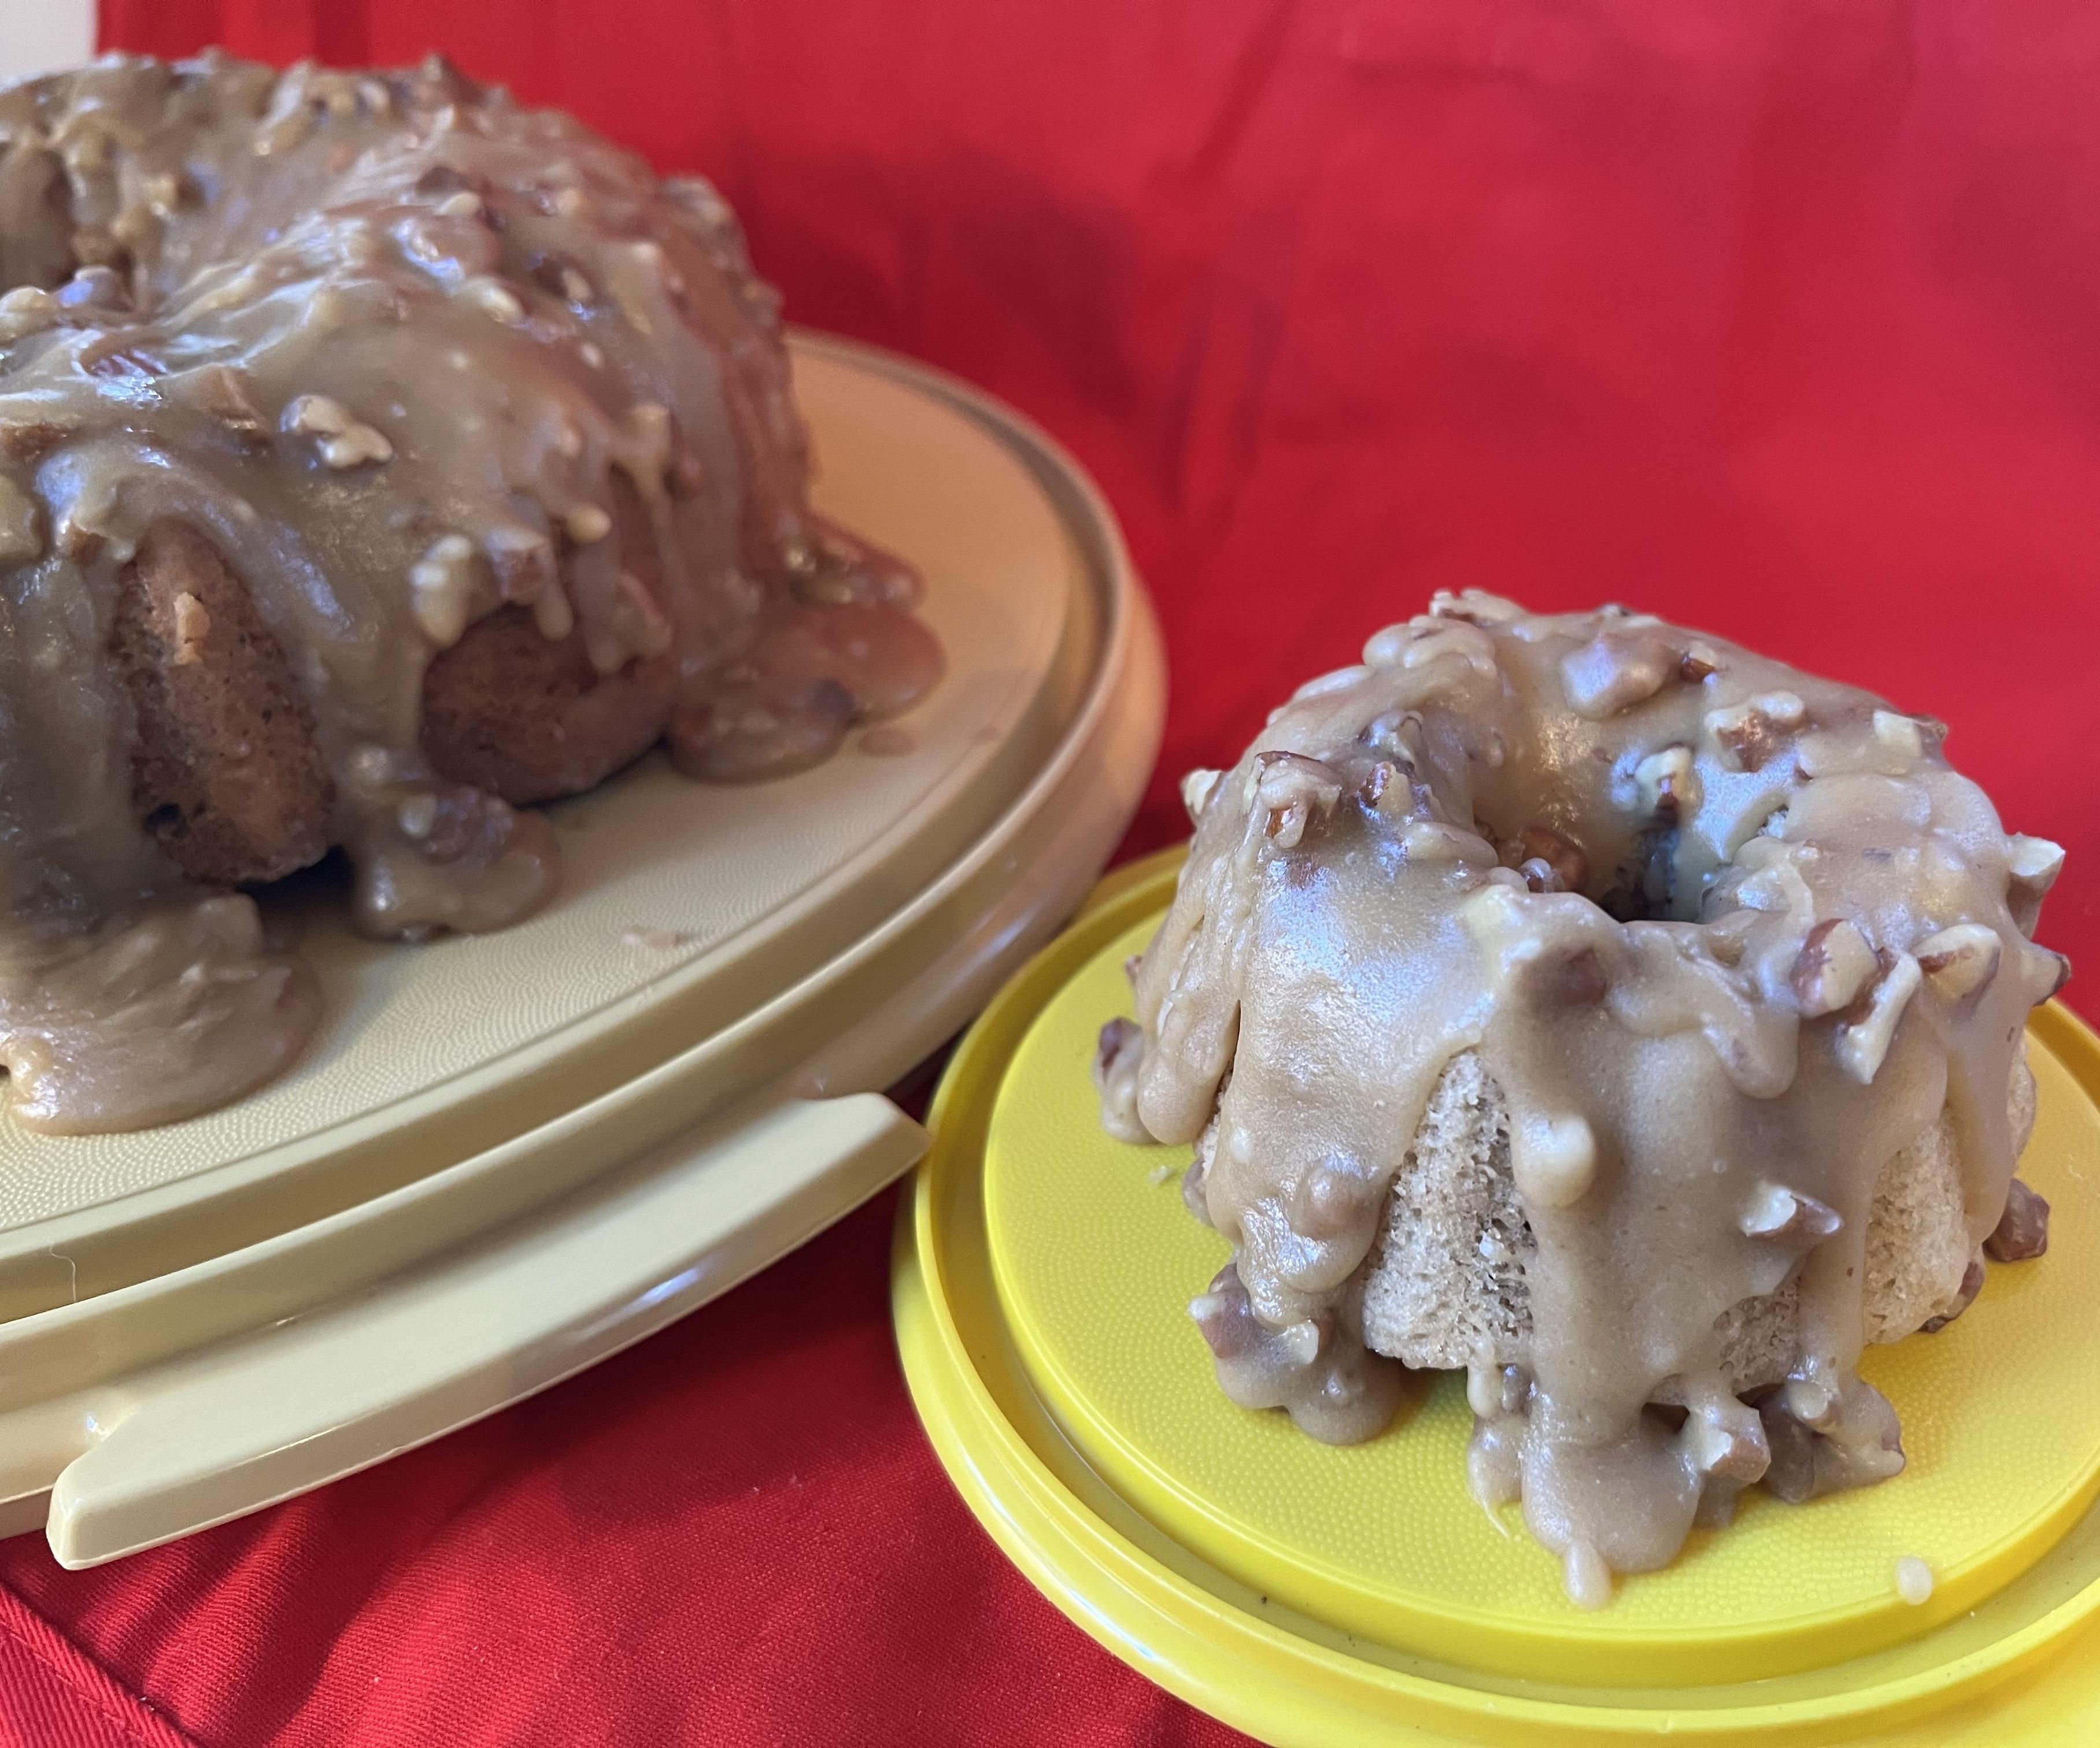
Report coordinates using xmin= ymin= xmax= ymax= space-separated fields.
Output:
xmin=1984 ymin=1178 xmax=2049 ymax=1262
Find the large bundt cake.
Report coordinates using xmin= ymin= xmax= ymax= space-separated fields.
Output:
xmin=0 ymin=53 xmax=939 ymax=1133
xmin=1097 ymin=590 xmax=2067 ymax=1605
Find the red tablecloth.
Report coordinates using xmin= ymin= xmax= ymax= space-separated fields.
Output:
xmin=5 ymin=4 xmax=2095 ymax=1743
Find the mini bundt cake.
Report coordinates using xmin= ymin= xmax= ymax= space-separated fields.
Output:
xmin=1097 ymin=591 xmax=2067 ymax=1605
xmin=0 ymin=52 xmax=940 ymax=1133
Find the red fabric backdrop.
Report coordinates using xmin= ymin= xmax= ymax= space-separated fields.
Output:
xmin=1 ymin=2 xmax=2094 ymax=1742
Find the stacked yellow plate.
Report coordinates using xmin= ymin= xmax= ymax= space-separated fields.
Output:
xmin=897 ymin=851 xmax=2100 ymax=1746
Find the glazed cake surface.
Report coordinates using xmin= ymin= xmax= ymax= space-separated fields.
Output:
xmin=1098 ymin=590 xmax=2065 ymax=1605
xmin=0 ymin=53 xmax=938 ymax=1132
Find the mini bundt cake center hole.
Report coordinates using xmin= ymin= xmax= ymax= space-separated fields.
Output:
xmin=1470 ymin=801 xmax=1678 ymax=923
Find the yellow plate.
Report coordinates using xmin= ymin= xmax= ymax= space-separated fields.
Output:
xmin=985 ymin=892 xmax=2100 ymax=1686
xmin=895 ymin=848 xmax=2100 ymax=1745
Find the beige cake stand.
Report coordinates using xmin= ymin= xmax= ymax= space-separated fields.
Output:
xmin=0 ymin=332 xmax=1164 ymax=1569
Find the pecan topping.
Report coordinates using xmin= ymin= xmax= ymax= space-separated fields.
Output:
xmin=1984 ymin=1178 xmax=2049 ymax=1262
xmin=1705 ymin=691 xmax=1806 ymax=772
xmin=1914 ymin=923 xmax=2001 ymax=1000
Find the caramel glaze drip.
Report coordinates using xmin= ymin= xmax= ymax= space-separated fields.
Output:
xmin=0 ymin=53 xmax=940 ymax=1132
xmin=1099 ymin=590 xmax=2068 ymax=1605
